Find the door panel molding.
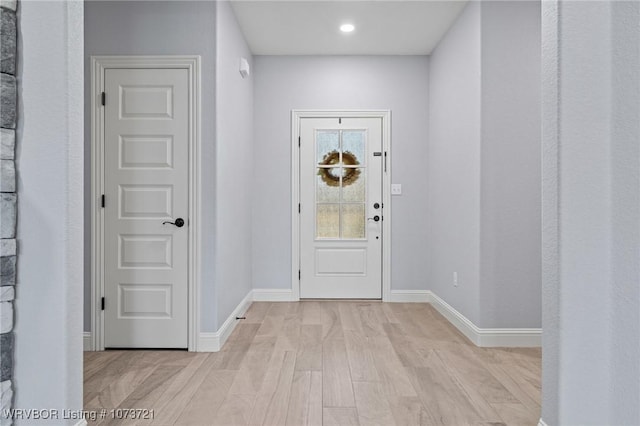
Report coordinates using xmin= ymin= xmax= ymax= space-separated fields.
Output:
xmin=91 ymin=56 xmax=201 ymax=351
xmin=291 ymin=110 xmax=391 ymax=301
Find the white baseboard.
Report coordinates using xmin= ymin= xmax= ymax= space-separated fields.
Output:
xmin=198 ymin=288 xmax=298 ymax=351
xmin=85 ymin=288 xmax=288 ymax=354
xmin=253 ymin=288 xmax=432 ymax=303
xmin=428 ymin=291 xmax=541 ymax=347
xmin=86 ymin=288 xmax=539 ymax=353
xmin=197 ymin=290 xmax=253 ymax=352
xmin=197 ymin=332 xmax=220 ymax=352
xmin=387 ymin=289 xmax=431 ymax=303
xmin=538 ymin=420 xmax=548 ymax=426
xmin=252 ymin=288 xmax=295 ymax=301
xmin=83 ymin=332 xmax=93 ymax=351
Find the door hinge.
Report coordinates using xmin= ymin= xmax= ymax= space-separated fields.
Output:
xmin=298 ymin=270 xmax=301 ymax=280
xmin=384 ymin=152 xmax=388 ymax=173
xmin=101 ymin=194 xmax=105 ymax=208
xmin=101 ymin=92 xmax=106 ymax=106
xmin=339 ymin=117 xmax=342 ymax=124
xmin=298 ymin=136 xmax=301 ymax=147
xmin=101 ymin=297 xmax=105 ymax=311
xmin=298 ymin=203 xmax=301 ymax=213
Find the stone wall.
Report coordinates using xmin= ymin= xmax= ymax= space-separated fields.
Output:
xmin=0 ymin=0 xmax=17 ymax=423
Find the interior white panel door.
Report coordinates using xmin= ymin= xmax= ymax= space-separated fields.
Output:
xmin=299 ymin=117 xmax=383 ymax=298
xmin=104 ymin=68 xmax=189 ymax=348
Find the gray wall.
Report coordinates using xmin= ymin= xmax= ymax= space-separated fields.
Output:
xmin=14 ymin=1 xmax=84 ymax=422
xmin=479 ymin=1 xmax=541 ymax=328
xmin=84 ymin=1 xmax=219 ymax=331
xmin=214 ymin=0 xmax=254 ymax=328
xmin=427 ymin=2 xmax=482 ymax=324
xmin=252 ymin=56 xmax=430 ymax=292
xmin=542 ymin=1 xmax=640 ymax=424
xmin=428 ymin=1 xmax=541 ymax=329
xmin=609 ymin=4 xmax=640 ymax=423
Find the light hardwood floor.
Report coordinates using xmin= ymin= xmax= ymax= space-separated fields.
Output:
xmin=84 ymin=302 xmax=541 ymax=426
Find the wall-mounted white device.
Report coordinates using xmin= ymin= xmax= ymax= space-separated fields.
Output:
xmin=239 ymin=57 xmax=250 ymax=79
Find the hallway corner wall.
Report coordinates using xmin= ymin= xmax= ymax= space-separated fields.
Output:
xmin=214 ymin=0 xmax=255 ymax=328
xmin=542 ymin=1 xmax=640 ymax=424
xmin=427 ymin=2 xmax=482 ymax=325
xmin=478 ymin=0 xmax=541 ymax=329
xmin=427 ymin=1 xmax=542 ymax=329
xmin=14 ymin=0 xmax=84 ymax=420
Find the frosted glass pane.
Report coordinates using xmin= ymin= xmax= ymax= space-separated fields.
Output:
xmin=342 ymin=131 xmax=366 ymax=166
xmin=342 ymin=168 xmax=365 ymax=202
xmin=317 ymin=204 xmax=340 ymax=239
xmin=341 ymin=204 xmax=365 ymax=239
xmin=317 ymin=173 xmax=340 ymax=202
xmin=317 ymin=166 xmax=343 ymax=187
xmin=316 ymin=131 xmax=340 ymax=165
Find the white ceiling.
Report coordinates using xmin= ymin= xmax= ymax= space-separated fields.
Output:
xmin=230 ymin=1 xmax=468 ymax=55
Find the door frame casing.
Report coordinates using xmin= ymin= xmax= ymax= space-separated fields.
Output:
xmin=90 ymin=55 xmax=202 ymax=351
xmin=291 ymin=110 xmax=392 ymax=301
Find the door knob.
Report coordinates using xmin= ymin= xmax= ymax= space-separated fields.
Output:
xmin=367 ymin=215 xmax=380 ymax=222
xmin=373 ymin=203 xmax=380 ymax=209
xmin=162 ymin=218 xmax=185 ymax=227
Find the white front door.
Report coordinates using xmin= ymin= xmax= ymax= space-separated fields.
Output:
xmin=299 ymin=117 xmax=383 ymax=299
xmin=103 ymin=68 xmax=189 ymax=348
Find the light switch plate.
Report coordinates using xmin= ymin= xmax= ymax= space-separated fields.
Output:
xmin=391 ymin=184 xmax=402 ymax=195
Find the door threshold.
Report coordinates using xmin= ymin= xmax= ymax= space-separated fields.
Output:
xmin=105 ymin=347 xmax=188 ymax=351
xmin=299 ymin=298 xmax=382 ymax=302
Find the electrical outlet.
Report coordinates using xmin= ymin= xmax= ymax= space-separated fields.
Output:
xmin=453 ymin=272 xmax=458 ymax=287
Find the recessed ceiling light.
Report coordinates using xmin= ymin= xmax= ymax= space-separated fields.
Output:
xmin=340 ymin=24 xmax=355 ymax=33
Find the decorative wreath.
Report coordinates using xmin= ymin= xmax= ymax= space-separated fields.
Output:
xmin=318 ymin=150 xmax=361 ymax=187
